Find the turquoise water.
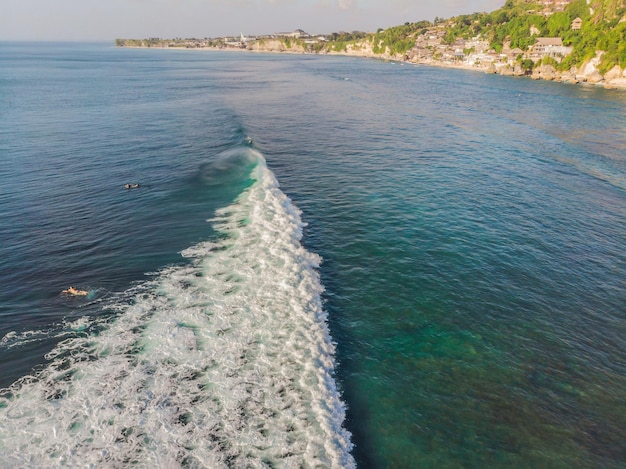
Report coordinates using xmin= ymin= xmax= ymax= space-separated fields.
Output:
xmin=1 ymin=42 xmax=625 ymax=467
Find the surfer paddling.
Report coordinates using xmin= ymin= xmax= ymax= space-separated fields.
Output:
xmin=62 ymin=286 xmax=88 ymax=296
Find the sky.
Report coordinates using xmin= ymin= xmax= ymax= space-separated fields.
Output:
xmin=1 ymin=0 xmax=505 ymax=42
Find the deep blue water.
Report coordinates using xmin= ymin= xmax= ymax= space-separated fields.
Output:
xmin=1 ymin=42 xmax=625 ymax=467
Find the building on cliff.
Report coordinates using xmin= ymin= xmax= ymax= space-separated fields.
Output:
xmin=274 ymin=29 xmax=310 ymax=38
xmin=530 ymin=37 xmax=573 ymax=61
xmin=571 ymin=17 xmax=583 ymax=30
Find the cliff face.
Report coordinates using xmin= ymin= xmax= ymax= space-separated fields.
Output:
xmin=326 ymin=40 xmax=405 ymax=60
xmin=247 ymin=37 xmax=408 ymax=61
xmin=247 ymin=39 xmax=306 ymax=53
xmin=603 ymin=64 xmax=626 ymax=87
xmin=526 ymin=51 xmax=626 ymax=87
xmin=245 ymin=38 xmax=626 ymax=88
xmin=118 ymin=0 xmax=626 ymax=89
xmin=575 ymin=53 xmax=626 ymax=87
xmin=329 ymin=40 xmax=378 ymax=58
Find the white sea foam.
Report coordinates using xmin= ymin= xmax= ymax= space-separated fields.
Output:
xmin=0 ymin=148 xmax=354 ymax=468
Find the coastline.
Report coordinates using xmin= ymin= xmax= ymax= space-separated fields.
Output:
xmin=116 ymin=44 xmax=626 ymax=91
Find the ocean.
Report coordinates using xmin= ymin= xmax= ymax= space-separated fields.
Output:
xmin=0 ymin=42 xmax=625 ymax=468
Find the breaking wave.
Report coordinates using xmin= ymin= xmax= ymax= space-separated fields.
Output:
xmin=0 ymin=147 xmax=354 ymax=468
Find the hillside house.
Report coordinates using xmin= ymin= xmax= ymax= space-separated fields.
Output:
xmin=275 ymin=29 xmax=309 ymax=38
xmin=465 ymin=37 xmax=490 ymax=53
xmin=530 ymin=37 xmax=572 ymax=60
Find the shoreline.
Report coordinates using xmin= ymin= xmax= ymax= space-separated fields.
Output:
xmin=117 ymin=45 xmax=626 ymax=91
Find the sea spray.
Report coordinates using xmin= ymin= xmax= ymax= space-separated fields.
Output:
xmin=0 ymin=147 xmax=355 ymax=468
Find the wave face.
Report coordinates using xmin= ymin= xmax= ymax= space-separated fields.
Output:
xmin=0 ymin=148 xmax=354 ymax=468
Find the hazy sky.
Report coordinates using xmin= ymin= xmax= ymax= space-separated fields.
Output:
xmin=2 ymin=0 xmax=505 ymax=41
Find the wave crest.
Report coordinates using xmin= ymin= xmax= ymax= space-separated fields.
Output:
xmin=0 ymin=147 xmax=354 ymax=468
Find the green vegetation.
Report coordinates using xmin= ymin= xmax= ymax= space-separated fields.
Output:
xmin=435 ymin=0 xmax=626 ymax=70
xmin=331 ymin=41 xmax=349 ymax=52
xmin=116 ymin=0 xmax=625 ymax=73
xmin=520 ymin=58 xmax=535 ymax=71
xmin=303 ymin=31 xmax=360 ymax=53
xmin=319 ymin=0 xmax=625 ymax=71
xmin=322 ymin=31 xmax=367 ymax=53
xmin=116 ymin=39 xmax=146 ymax=47
xmin=327 ymin=31 xmax=369 ymax=42
xmin=281 ymin=37 xmax=305 ymax=49
xmin=370 ymin=21 xmax=432 ymax=56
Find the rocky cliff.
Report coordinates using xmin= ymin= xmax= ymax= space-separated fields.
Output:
xmin=276 ymin=40 xmax=626 ymax=89
xmin=526 ymin=52 xmax=626 ymax=88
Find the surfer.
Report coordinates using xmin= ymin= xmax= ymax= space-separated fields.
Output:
xmin=124 ymin=183 xmax=140 ymax=189
xmin=62 ymin=286 xmax=88 ymax=296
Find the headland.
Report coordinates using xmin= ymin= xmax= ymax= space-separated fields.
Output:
xmin=116 ymin=0 xmax=626 ymax=90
